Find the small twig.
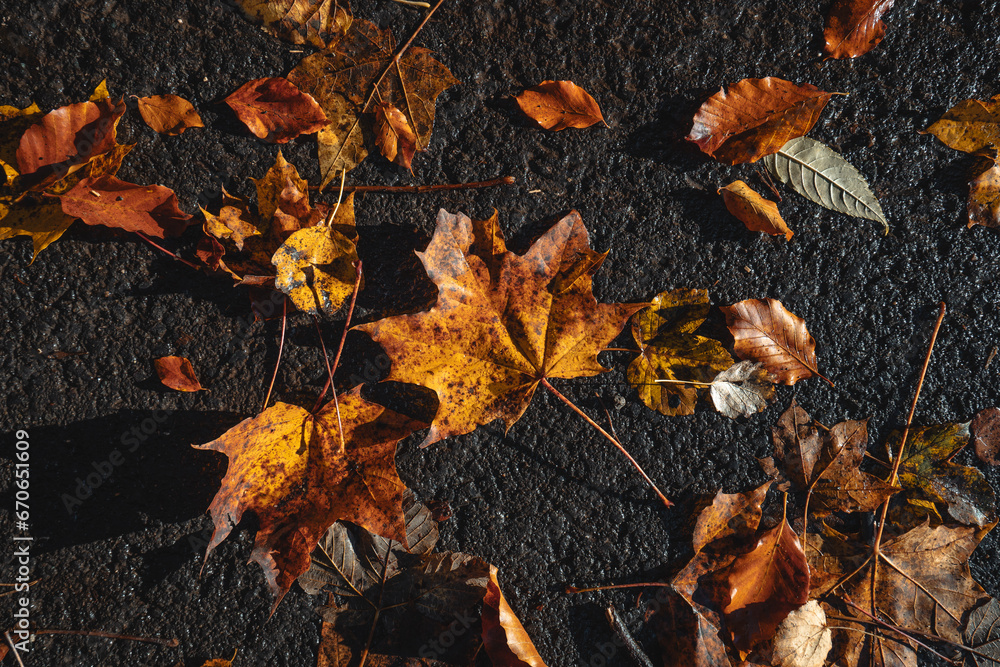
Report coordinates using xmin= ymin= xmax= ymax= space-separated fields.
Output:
xmin=542 ymin=378 xmax=672 ymax=507
xmin=324 ymin=169 xmax=347 ymax=226
xmin=566 ymin=582 xmax=669 ymax=594
xmin=4 ymin=632 xmax=25 ymax=667
xmin=602 ymin=347 xmax=641 ymax=353
xmin=606 ymin=607 xmax=655 ymax=667
xmin=836 ymin=601 xmax=961 ymax=664
xmin=32 ymin=628 xmax=179 ymax=648
xmin=135 ymin=231 xmax=200 ymax=270
xmin=359 ymin=539 xmax=393 ymax=667
xmin=594 ymin=392 xmax=620 ymax=442
xmin=261 ymin=298 xmax=288 ymax=413
xmin=756 ymin=167 xmax=782 ymax=201
xmin=312 ymin=261 xmax=364 ymax=415
xmin=313 ymin=176 xmax=515 ymax=194
xmin=388 ymin=0 xmax=432 ymax=7
xmin=655 ymin=378 xmax=714 ymax=387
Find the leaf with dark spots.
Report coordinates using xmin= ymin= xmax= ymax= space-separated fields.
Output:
xmin=972 ymin=407 xmax=1000 ymax=465
xmin=355 ymin=209 xmax=643 ymax=448
xmin=235 ymin=0 xmax=352 ymax=48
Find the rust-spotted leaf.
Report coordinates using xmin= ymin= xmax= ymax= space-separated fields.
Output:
xmin=514 ymin=80 xmax=606 ymax=131
xmin=225 ymin=77 xmax=328 ymax=144
xmin=356 ymin=209 xmax=643 ymax=448
xmin=60 ymin=175 xmax=192 ymax=238
xmin=721 ymin=298 xmax=831 ymax=386
xmin=719 ymin=180 xmax=792 ymax=240
xmin=136 ymin=94 xmax=204 ymax=136
xmin=687 ymin=78 xmax=833 ymax=165
xmin=194 ymin=389 xmax=425 ymax=607
xmin=154 ymin=356 xmax=204 ymax=392
xmin=823 ymin=0 xmax=896 ymax=59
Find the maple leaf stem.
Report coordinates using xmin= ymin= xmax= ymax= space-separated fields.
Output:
xmin=388 ymin=0 xmax=432 ymax=7
xmin=565 ymin=582 xmax=669 ymax=594
xmin=312 ymin=176 xmax=516 ymax=194
xmin=654 ymin=378 xmax=715 ymax=387
xmin=541 ymin=378 xmax=672 ymax=507
xmin=134 ymin=231 xmax=200 ymax=270
xmin=261 ymin=298 xmax=288 ymax=413
xmin=313 ymin=261 xmax=364 ymax=416
xmin=30 ymin=628 xmax=179 ymax=648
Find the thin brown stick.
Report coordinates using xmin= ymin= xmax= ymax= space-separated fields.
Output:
xmin=602 ymin=347 xmax=641 ymax=353
xmin=32 ymin=628 xmax=179 ymax=648
xmin=594 ymin=392 xmax=621 ymax=442
xmin=312 ymin=261 xmax=364 ymax=415
xmin=605 ymin=607 xmax=655 ymax=667
xmin=541 ymin=378 xmax=672 ymax=507
xmin=566 ymin=582 xmax=669 ymax=594
xmin=359 ymin=539 xmax=393 ymax=667
xmin=314 ymin=175 xmax=515 ymax=194
xmin=837 ymin=601 xmax=962 ymax=664
xmin=261 ymin=298 xmax=288 ymax=413
xmin=135 ymin=231 xmax=200 ymax=270
xmin=319 ymin=0 xmax=446 ymax=192
xmin=4 ymin=632 xmax=25 ymax=667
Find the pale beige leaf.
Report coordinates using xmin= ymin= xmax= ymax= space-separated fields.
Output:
xmin=708 ymin=361 xmax=775 ymax=419
xmin=771 ymin=600 xmax=832 ymax=667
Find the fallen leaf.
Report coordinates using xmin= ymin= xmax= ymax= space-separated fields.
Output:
xmin=193 ymin=389 xmax=425 ymax=607
xmin=225 ymin=77 xmax=327 ymax=144
xmin=272 ymin=193 xmax=360 ymax=316
xmin=770 ymin=600 xmax=832 ymax=667
xmin=235 ymin=0 xmax=351 ymax=48
xmin=60 ymin=175 xmax=193 ymax=238
xmin=686 ymin=78 xmax=833 ymax=165
xmin=708 ymin=361 xmax=776 ymax=419
xmin=136 ymin=94 xmax=204 ymax=136
xmin=90 ymin=79 xmax=110 ymax=102
xmin=16 ymin=97 xmax=126 ymax=189
xmin=968 ymin=159 xmax=1000 ymax=229
xmin=0 ymin=102 xmax=43 ymax=183
xmin=355 ymin=209 xmax=643 ymax=447
xmin=892 ymin=422 xmax=996 ymax=527
xmin=373 ymin=102 xmax=417 ymax=169
xmin=154 ymin=356 xmax=204 ymax=392
xmin=0 ymin=194 xmax=76 ymax=261
xmin=692 ymin=480 xmax=773 ymax=553
xmin=972 ymin=407 xmax=1000 ymax=465
xmin=763 ymin=137 xmax=888 ymax=234
xmin=723 ymin=501 xmax=810 ymax=650
xmin=627 ymin=288 xmax=734 ymax=416
xmin=253 ymin=149 xmax=315 ymax=236
xmin=822 ymin=0 xmax=896 ymax=59
xmin=482 ymin=566 xmax=548 ymax=667
xmin=650 ymin=590 xmax=733 ymax=667
xmin=924 ymin=95 xmax=1000 ymax=154
xmin=718 ymin=180 xmax=793 ymax=240
xmin=287 ymin=18 xmax=459 ymax=186
xmin=514 ymin=80 xmax=606 ymax=131
xmin=965 ymin=597 xmax=1000 ymax=667
xmin=721 ymin=298 xmax=829 ymax=386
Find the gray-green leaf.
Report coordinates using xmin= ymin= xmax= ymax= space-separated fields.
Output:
xmin=763 ymin=136 xmax=888 ymax=234
xmin=964 ymin=597 xmax=1000 ymax=666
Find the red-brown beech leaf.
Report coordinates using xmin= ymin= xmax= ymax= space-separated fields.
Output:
xmin=225 ymin=77 xmax=328 ymax=143
xmin=972 ymin=407 xmax=1000 ymax=466
xmin=154 ymin=356 xmax=203 ymax=392
xmin=823 ymin=0 xmax=896 ymax=60
xmin=719 ymin=180 xmax=793 ymax=240
xmin=514 ymin=80 xmax=606 ymax=131
xmin=482 ymin=566 xmax=547 ymax=666
xmin=722 ymin=504 xmax=810 ymax=651
xmin=687 ymin=78 xmax=832 ymax=165
xmin=60 ymin=176 xmax=192 ymax=238
xmin=16 ymin=97 xmax=126 ymax=188
xmin=373 ymin=102 xmax=417 ymax=170
xmin=193 ymin=389 xmax=426 ymax=608
xmin=721 ymin=298 xmax=831 ymax=386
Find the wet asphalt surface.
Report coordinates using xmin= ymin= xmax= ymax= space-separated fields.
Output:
xmin=2 ymin=0 xmax=1000 ymax=665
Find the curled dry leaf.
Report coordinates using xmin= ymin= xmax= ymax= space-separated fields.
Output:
xmin=968 ymin=158 xmax=1000 ymax=229
xmin=686 ymin=78 xmax=832 ymax=165
xmin=374 ymin=102 xmax=418 ymax=170
xmin=287 ymin=18 xmax=458 ymax=186
xmin=136 ymin=94 xmax=204 ymax=136
xmin=823 ymin=0 xmax=896 ymax=59
xmin=60 ymin=175 xmax=193 ymax=239
xmin=763 ymin=136 xmax=888 ymax=234
xmin=224 ymin=77 xmax=328 ymax=144
xmin=514 ymin=80 xmax=606 ymax=131
xmin=692 ymin=480 xmax=772 ymax=553
xmin=627 ymin=288 xmax=733 ymax=417
xmin=719 ymin=180 xmax=793 ymax=240
xmin=924 ymin=94 xmax=1000 ymax=154
xmin=892 ymin=422 xmax=996 ymax=527
xmin=971 ymin=407 xmax=1000 ymax=465
xmin=482 ymin=566 xmax=548 ymax=667
xmin=154 ymin=356 xmax=203 ymax=392
xmin=272 ymin=193 xmax=360 ymax=316
xmin=721 ymin=298 xmax=830 ymax=386
xmin=235 ymin=0 xmax=351 ymax=48
xmin=708 ymin=361 xmax=776 ymax=419
xmin=193 ymin=389 xmax=426 ymax=607
xmin=770 ymin=600 xmax=832 ymax=667
xmin=723 ymin=503 xmax=810 ymax=650
xmin=356 ymin=209 xmax=642 ymax=448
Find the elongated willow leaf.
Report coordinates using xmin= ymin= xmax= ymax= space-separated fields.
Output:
xmin=763 ymin=136 xmax=888 ymax=234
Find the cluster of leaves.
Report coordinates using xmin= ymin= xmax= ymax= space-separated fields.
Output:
xmin=648 ymin=399 xmax=1000 ymax=667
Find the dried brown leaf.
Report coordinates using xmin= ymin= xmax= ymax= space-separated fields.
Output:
xmin=482 ymin=566 xmax=547 ymax=666
xmin=136 ymin=94 xmax=204 ymax=136
xmin=692 ymin=480 xmax=772 ymax=553
xmin=154 ymin=356 xmax=204 ymax=392
xmin=225 ymin=77 xmax=327 ymax=143
xmin=719 ymin=180 xmax=792 ymax=240
xmin=823 ymin=0 xmax=896 ymax=59
xmin=374 ymin=102 xmax=417 ymax=170
xmin=969 ymin=159 xmax=1000 ymax=229
xmin=972 ymin=407 xmax=1000 ymax=465
xmin=924 ymin=94 xmax=1000 ymax=154
xmin=60 ymin=175 xmax=192 ymax=238
xmin=514 ymin=80 xmax=606 ymax=131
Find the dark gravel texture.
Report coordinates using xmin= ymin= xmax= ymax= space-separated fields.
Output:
xmin=2 ymin=0 xmax=1000 ymax=665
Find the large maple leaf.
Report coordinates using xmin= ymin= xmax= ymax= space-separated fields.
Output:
xmin=194 ymin=389 xmax=425 ymax=607
xmin=356 ymin=209 xmax=644 ymax=448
